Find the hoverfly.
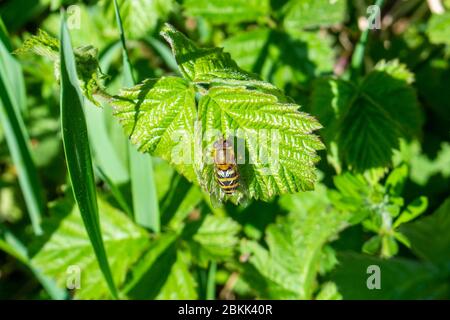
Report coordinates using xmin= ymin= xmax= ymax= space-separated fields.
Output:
xmin=196 ymin=137 xmax=248 ymax=208
xmin=213 ymin=138 xmax=240 ymax=194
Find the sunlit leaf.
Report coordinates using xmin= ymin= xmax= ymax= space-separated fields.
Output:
xmin=30 ymin=198 xmax=149 ymax=299
xmin=239 ymin=185 xmax=349 ymax=299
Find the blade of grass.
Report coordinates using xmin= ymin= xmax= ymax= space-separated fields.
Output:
xmin=96 ymin=42 xmax=134 ymax=212
xmin=84 ymin=99 xmax=129 ymax=185
xmin=0 ymin=225 xmax=68 ymax=299
xmin=206 ymin=260 xmax=217 ymax=300
xmin=113 ymin=0 xmax=160 ymax=232
xmin=94 ymin=165 xmax=132 ymax=217
xmin=350 ymin=0 xmax=385 ymax=80
xmin=0 ymin=23 xmax=44 ymax=236
xmin=128 ymin=148 xmax=160 ymax=232
xmin=0 ymin=19 xmax=26 ymax=113
xmin=59 ymin=13 xmax=118 ymax=299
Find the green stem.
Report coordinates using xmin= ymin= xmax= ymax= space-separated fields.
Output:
xmin=206 ymin=260 xmax=217 ymax=300
xmin=113 ymin=0 xmax=135 ymax=85
xmin=350 ymin=0 xmax=385 ymax=80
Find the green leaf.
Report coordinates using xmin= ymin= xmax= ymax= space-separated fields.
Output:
xmin=315 ymin=282 xmax=342 ymax=300
xmin=381 ymin=235 xmax=399 ymax=258
xmin=329 ymin=173 xmax=372 ymax=223
xmin=362 ymin=235 xmax=382 ymax=255
xmin=393 ymin=196 xmax=428 ymax=229
xmin=15 ymin=29 xmax=59 ymax=61
xmin=154 ymin=251 xmax=198 ymax=299
xmin=0 ymin=226 xmax=67 ymax=300
xmin=17 ymin=29 xmax=105 ymax=105
xmin=160 ymin=23 xmax=255 ymax=82
xmin=124 ymin=233 xmax=198 ymax=299
xmin=311 ymin=60 xmax=423 ymax=171
xmin=283 ymin=0 xmax=347 ymax=30
xmin=197 ymin=85 xmax=324 ymax=201
xmin=30 ymin=198 xmax=149 ymax=299
xmin=188 ymin=215 xmax=241 ymax=264
xmin=239 ymin=186 xmax=349 ymax=299
xmin=400 ymin=198 xmax=450 ymax=265
xmin=59 ymin=15 xmax=118 ymax=298
xmin=427 ymin=12 xmax=450 ymax=45
xmin=393 ymin=231 xmax=411 ymax=248
xmin=111 ymin=76 xmax=197 ymax=181
xmin=183 ymin=0 xmax=270 ymax=25
xmin=0 ymin=25 xmax=44 ymax=235
xmin=385 ymin=163 xmax=408 ymax=196
xmin=72 ymin=45 xmax=106 ymax=106
xmin=110 ymin=24 xmax=324 ymax=202
xmin=330 ymin=252 xmax=449 ymax=299
xmin=161 ymin=177 xmax=203 ymax=228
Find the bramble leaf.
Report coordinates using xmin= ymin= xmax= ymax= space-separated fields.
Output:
xmin=238 ymin=185 xmax=349 ymax=299
xmin=311 ymin=60 xmax=423 ymax=172
xmin=15 ymin=29 xmax=59 ymax=60
xmin=111 ymin=77 xmax=197 ymax=181
xmin=188 ymin=215 xmax=241 ymax=265
xmin=109 ymin=24 xmax=325 ymax=202
xmin=30 ymin=198 xmax=150 ymax=299
xmin=16 ymin=29 xmax=104 ymax=105
xmin=160 ymin=23 xmax=255 ymax=83
xmin=197 ymin=86 xmax=324 ymax=200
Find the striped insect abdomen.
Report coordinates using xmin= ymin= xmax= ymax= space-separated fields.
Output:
xmin=215 ymin=164 xmax=239 ymax=194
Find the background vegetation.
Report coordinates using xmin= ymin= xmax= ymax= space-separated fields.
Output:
xmin=0 ymin=0 xmax=449 ymax=299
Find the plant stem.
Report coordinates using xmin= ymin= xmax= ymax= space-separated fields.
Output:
xmin=350 ymin=0 xmax=385 ymax=80
xmin=206 ymin=260 xmax=217 ymax=300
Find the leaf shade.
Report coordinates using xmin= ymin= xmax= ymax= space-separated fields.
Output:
xmin=311 ymin=60 xmax=423 ymax=171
